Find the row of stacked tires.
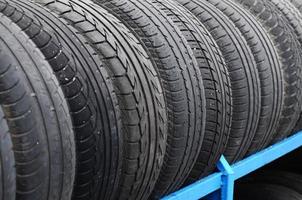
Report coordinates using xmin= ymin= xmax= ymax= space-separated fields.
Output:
xmin=1 ymin=0 xmax=302 ymax=199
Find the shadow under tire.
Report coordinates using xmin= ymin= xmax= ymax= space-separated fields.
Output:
xmin=236 ymin=183 xmax=302 ymax=200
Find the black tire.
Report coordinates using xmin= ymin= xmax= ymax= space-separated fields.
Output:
xmin=289 ymin=0 xmax=302 ymax=133
xmin=235 ymin=183 xmax=302 ymax=200
xmin=0 ymin=13 xmax=75 ymax=200
xmin=293 ymin=117 xmax=302 ymax=133
xmin=289 ymin=0 xmax=302 ymax=11
xmin=240 ymin=170 xmax=302 ymax=194
xmin=93 ymin=0 xmax=206 ymax=197
xmin=268 ymin=0 xmax=302 ymax=135
xmin=0 ymin=107 xmax=15 ymax=200
xmin=33 ymin=0 xmax=168 ymax=199
xmin=151 ymin=0 xmax=232 ymax=184
xmin=176 ymin=0 xmax=261 ymax=163
xmin=204 ymin=0 xmax=283 ymax=156
xmin=234 ymin=0 xmax=302 ymax=144
xmin=268 ymin=0 xmax=302 ymax=46
xmin=0 ymin=1 xmax=123 ymax=199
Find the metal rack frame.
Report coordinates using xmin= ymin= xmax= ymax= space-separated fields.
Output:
xmin=162 ymin=131 xmax=302 ymax=200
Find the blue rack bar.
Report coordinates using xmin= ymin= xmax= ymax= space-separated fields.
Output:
xmin=162 ymin=131 xmax=302 ymax=200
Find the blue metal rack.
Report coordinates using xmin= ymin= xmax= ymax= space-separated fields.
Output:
xmin=162 ymin=131 xmax=302 ymax=200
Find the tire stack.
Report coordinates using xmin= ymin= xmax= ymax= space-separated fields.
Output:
xmin=0 ymin=0 xmax=301 ymax=200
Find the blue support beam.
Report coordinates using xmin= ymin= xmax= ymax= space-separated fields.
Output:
xmin=161 ymin=173 xmax=222 ymax=200
xmin=217 ymin=156 xmax=234 ymax=200
xmin=162 ymin=131 xmax=302 ymax=200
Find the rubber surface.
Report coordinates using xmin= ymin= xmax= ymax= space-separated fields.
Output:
xmin=143 ymin=0 xmax=225 ymax=192
xmin=141 ymin=1 xmax=207 ymax=195
xmin=293 ymin=116 xmax=302 ymax=133
xmin=289 ymin=0 xmax=302 ymax=133
xmin=93 ymin=0 xmax=207 ymax=197
xmin=204 ymin=0 xmax=283 ymax=157
xmin=0 ymin=13 xmax=75 ymax=200
xmin=34 ymin=0 xmax=168 ymax=199
xmin=0 ymin=107 xmax=15 ymax=200
xmin=177 ymin=0 xmax=261 ymax=163
xmin=235 ymin=183 xmax=302 ymax=200
xmin=158 ymin=0 xmax=232 ymax=184
xmin=269 ymin=0 xmax=302 ymax=46
xmin=270 ymin=0 xmax=302 ymax=134
xmin=235 ymin=0 xmax=302 ymax=145
xmin=289 ymin=0 xmax=302 ymax=11
xmin=0 ymin=1 xmax=123 ymax=199
xmin=151 ymin=0 xmax=232 ymax=184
